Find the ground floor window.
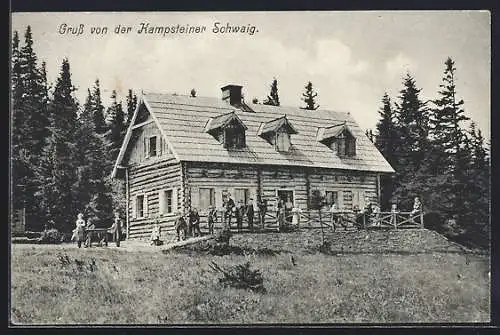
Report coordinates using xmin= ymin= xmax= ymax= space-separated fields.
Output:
xmin=136 ymin=194 xmax=145 ymax=218
xmin=199 ymin=188 xmax=215 ymax=210
xmin=325 ymin=190 xmax=338 ymax=207
xmin=234 ymin=188 xmax=249 ymax=206
xmin=159 ymin=189 xmax=174 ymax=214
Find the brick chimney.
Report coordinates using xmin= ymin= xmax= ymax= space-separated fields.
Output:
xmin=221 ymin=84 xmax=243 ymax=106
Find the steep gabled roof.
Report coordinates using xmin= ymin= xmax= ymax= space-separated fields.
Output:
xmin=258 ymin=115 xmax=298 ymax=136
xmin=112 ymin=91 xmax=395 ymax=177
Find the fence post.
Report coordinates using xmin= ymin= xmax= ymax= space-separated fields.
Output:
xmin=420 ymin=212 xmax=424 ymax=229
xmin=362 ymin=213 xmax=366 ymax=229
xmin=393 ymin=213 xmax=397 ymax=230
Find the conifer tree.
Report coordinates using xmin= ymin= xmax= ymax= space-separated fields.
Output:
xmin=125 ymin=89 xmax=138 ymax=127
xmin=391 ymin=73 xmax=429 ymax=210
xmin=73 ymin=89 xmax=114 ymax=225
xmin=430 ymin=57 xmax=470 ymax=172
xmin=105 ymin=90 xmax=126 ymax=166
xmin=91 ymin=79 xmax=107 ymax=134
xmin=374 ymin=93 xmax=398 ymax=209
xmin=301 ymin=81 xmax=319 ymax=110
xmin=36 ymin=58 xmax=79 ymax=232
xmin=263 ymin=78 xmax=280 ymax=106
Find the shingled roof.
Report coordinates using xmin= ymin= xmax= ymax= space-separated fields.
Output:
xmin=112 ymin=91 xmax=395 ymax=177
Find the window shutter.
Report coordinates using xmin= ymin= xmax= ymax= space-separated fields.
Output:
xmin=132 ymin=196 xmax=137 ymax=218
xmin=158 ymin=136 xmax=163 ymax=156
xmin=172 ymin=188 xmax=178 ymax=213
xmin=144 ymin=137 xmax=149 ymax=158
xmin=144 ymin=195 xmax=148 ymax=217
xmin=358 ymin=190 xmax=365 ymax=210
xmin=159 ymin=190 xmax=165 ymax=215
xmin=338 ymin=191 xmax=344 ymax=211
xmin=214 ymin=187 xmax=223 ymax=210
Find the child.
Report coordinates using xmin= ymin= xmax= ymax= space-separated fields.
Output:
xmin=150 ymin=222 xmax=162 ymax=246
xmin=110 ymin=211 xmax=122 ymax=247
xmin=329 ymin=202 xmax=339 ymax=231
xmin=207 ymin=206 xmax=217 ymax=235
xmin=72 ymin=213 xmax=86 ymax=248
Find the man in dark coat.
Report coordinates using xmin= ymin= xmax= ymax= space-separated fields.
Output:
xmin=175 ymin=212 xmax=188 ymax=241
xmin=258 ymin=199 xmax=267 ymax=228
xmin=189 ymin=208 xmax=202 ymax=237
xmin=207 ymin=206 xmax=217 ymax=235
xmin=246 ymin=198 xmax=255 ymax=231
xmin=224 ymin=193 xmax=235 ymax=229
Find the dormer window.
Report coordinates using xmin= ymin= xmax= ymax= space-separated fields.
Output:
xmin=318 ymin=123 xmax=356 ymax=158
xmin=224 ymin=119 xmax=246 ymax=149
xmin=258 ymin=115 xmax=298 ymax=152
xmin=205 ymin=111 xmax=247 ymax=150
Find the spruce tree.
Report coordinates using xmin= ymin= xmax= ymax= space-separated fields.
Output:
xmin=36 ymin=58 xmax=79 ymax=232
xmin=374 ymin=93 xmax=398 ymax=209
xmin=391 ymin=73 xmax=429 ymax=210
xmin=301 ymin=81 xmax=319 ymax=110
xmin=73 ymin=89 xmax=114 ymax=226
xmin=11 ymin=30 xmax=27 ymax=215
xmin=91 ymin=79 xmax=107 ymax=134
xmin=105 ymin=90 xmax=126 ymax=166
xmin=430 ymin=57 xmax=470 ymax=172
xmin=263 ymin=78 xmax=280 ymax=106
xmin=125 ymin=89 xmax=138 ymax=127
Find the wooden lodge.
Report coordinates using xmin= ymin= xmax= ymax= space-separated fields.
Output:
xmin=112 ymin=84 xmax=395 ymax=239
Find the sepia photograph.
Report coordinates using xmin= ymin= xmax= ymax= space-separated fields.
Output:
xmin=9 ymin=11 xmax=491 ymax=325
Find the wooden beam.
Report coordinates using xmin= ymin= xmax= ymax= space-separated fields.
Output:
xmin=131 ymin=119 xmax=154 ymax=129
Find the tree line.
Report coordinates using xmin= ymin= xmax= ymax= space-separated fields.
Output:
xmin=11 ymin=26 xmax=137 ymax=232
xmin=372 ymin=61 xmax=490 ymax=248
xmin=11 ymin=26 xmax=490 ymax=247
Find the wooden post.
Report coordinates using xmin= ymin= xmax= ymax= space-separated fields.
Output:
xmin=393 ymin=213 xmax=397 ymax=229
xmin=362 ymin=213 xmax=366 ymax=229
xmin=125 ymin=167 xmax=130 ymax=240
xmin=420 ymin=211 xmax=424 ymax=229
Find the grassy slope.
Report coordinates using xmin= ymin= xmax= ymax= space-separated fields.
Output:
xmin=10 ymin=230 xmax=490 ymax=324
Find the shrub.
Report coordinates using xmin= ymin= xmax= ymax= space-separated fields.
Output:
xmin=38 ymin=229 xmax=64 ymax=244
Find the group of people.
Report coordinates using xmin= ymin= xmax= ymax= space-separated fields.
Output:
xmin=71 ymin=211 xmax=122 ymax=248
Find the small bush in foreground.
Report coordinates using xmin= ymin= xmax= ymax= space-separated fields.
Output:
xmin=209 ymin=261 xmax=266 ymax=293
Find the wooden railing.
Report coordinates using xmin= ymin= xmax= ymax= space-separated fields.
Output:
xmin=194 ymin=209 xmax=424 ymax=231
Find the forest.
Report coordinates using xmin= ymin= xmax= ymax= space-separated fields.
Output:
xmin=11 ymin=26 xmax=490 ymax=249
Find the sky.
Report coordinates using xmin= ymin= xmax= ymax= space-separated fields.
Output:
xmin=12 ymin=11 xmax=491 ymax=140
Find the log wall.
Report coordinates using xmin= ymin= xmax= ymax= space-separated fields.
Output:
xmin=127 ymin=156 xmax=182 ymax=239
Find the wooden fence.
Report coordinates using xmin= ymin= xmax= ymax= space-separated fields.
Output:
xmin=195 ymin=209 xmax=423 ymax=232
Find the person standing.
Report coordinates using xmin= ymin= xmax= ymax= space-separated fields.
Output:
xmin=207 ymin=205 xmax=217 ymax=235
xmin=189 ymin=208 xmax=202 ymax=237
xmin=246 ymin=198 xmax=255 ymax=231
xmin=111 ymin=211 xmax=122 ymax=247
xmin=235 ymin=200 xmax=244 ymax=232
xmin=258 ymin=199 xmax=267 ymax=228
xmin=72 ymin=213 xmax=86 ymax=248
xmin=224 ymin=193 xmax=235 ymax=229
xmin=329 ymin=201 xmax=339 ymax=231
xmin=175 ymin=212 xmax=188 ymax=241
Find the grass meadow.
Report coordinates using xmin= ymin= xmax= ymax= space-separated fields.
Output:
xmin=10 ymin=229 xmax=490 ymax=325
